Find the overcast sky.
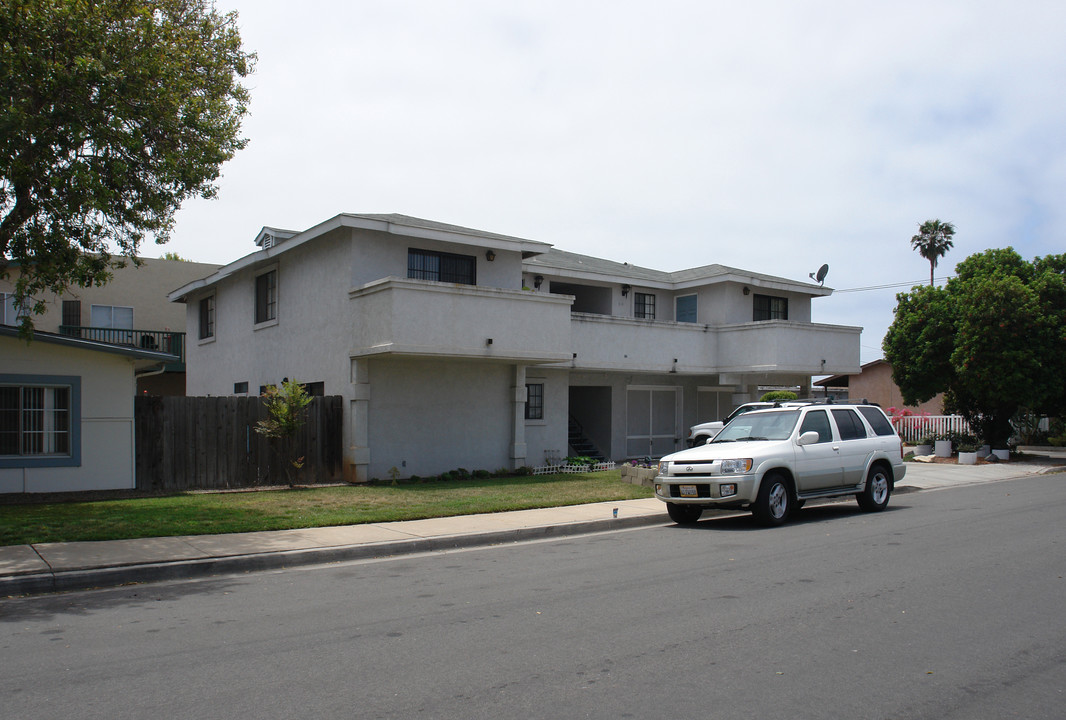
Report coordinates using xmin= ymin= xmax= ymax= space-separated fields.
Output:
xmin=164 ymin=0 xmax=1066 ymax=364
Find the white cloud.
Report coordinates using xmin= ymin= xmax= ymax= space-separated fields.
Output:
xmin=167 ymin=0 xmax=1066 ymax=363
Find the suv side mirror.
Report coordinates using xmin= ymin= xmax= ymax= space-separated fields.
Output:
xmin=797 ymin=431 xmax=820 ymax=446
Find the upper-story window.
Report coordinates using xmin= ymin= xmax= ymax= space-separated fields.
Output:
xmin=753 ymin=294 xmax=788 ymax=321
xmin=255 ymin=269 xmax=277 ymax=324
xmin=407 ymin=249 xmax=476 ymax=286
xmin=675 ymin=295 xmax=697 ymax=323
xmin=634 ymin=292 xmax=656 ymax=320
xmin=0 ymin=293 xmax=29 ymax=326
xmin=90 ymin=304 xmax=133 ymax=329
xmin=199 ymin=295 xmax=215 ymax=339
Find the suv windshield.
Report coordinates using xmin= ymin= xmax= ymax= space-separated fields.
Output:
xmin=712 ymin=410 xmax=800 ymax=443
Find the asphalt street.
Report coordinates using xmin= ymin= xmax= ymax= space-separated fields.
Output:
xmin=2 ymin=473 xmax=1064 ymax=719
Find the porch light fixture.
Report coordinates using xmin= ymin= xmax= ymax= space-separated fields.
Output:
xmin=534 ymin=275 xmax=544 ymax=289
xmin=743 ymin=286 xmax=750 ymax=295
xmin=621 ymin=284 xmax=631 ymax=297
xmin=486 ymin=250 xmax=496 ymax=261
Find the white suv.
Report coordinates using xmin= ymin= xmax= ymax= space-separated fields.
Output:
xmin=655 ymin=402 xmax=906 ymax=526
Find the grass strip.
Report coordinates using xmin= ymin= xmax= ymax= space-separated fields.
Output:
xmin=0 ymin=472 xmax=653 ymax=546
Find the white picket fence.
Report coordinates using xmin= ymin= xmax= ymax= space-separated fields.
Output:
xmin=892 ymin=415 xmax=972 ymax=443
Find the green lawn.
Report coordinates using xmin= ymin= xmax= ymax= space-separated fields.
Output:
xmin=0 ymin=472 xmax=653 ymax=546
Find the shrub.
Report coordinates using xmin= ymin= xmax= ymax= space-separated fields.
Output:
xmin=760 ymin=390 xmax=798 ymax=402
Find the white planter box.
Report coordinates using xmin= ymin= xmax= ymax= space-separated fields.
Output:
xmin=992 ymin=448 xmax=1010 ymax=461
xmin=915 ymin=444 xmax=933 ymax=456
xmin=977 ymin=445 xmax=991 ymax=458
xmin=934 ymin=440 xmax=953 ymax=458
xmin=958 ymin=452 xmax=977 ymax=465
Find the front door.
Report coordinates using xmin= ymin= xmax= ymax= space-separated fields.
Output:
xmin=794 ymin=409 xmax=844 ymax=491
xmin=626 ymin=387 xmax=680 ymax=458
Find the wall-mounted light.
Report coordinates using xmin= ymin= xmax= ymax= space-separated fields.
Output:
xmin=486 ymin=338 xmax=493 ymax=346
xmin=742 ymin=286 xmax=750 ymax=295
xmin=621 ymin=284 xmax=631 ymax=297
xmin=534 ymin=275 xmax=544 ymax=290
xmin=486 ymin=250 xmax=496 ymax=261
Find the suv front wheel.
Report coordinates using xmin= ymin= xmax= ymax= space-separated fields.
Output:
xmin=667 ymin=503 xmax=703 ymax=525
xmin=752 ymin=472 xmax=792 ymax=526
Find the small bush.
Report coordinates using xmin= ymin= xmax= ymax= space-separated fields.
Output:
xmin=760 ymin=390 xmax=798 ymax=402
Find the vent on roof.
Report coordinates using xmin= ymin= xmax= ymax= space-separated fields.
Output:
xmin=254 ymin=227 xmax=296 ymax=249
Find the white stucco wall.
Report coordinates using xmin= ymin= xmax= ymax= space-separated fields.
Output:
xmin=0 ymin=336 xmax=138 ymax=493
xmin=362 ymin=357 xmax=516 ymax=479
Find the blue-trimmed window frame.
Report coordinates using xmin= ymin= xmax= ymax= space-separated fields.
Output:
xmin=0 ymin=374 xmax=82 ymax=468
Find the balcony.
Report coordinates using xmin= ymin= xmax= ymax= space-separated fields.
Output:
xmin=59 ymin=326 xmax=186 ymax=371
xmin=348 ymin=278 xmax=573 ymax=363
xmin=568 ymin=314 xmax=860 ymax=376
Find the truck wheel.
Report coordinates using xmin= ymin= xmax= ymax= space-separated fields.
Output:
xmin=857 ymin=464 xmax=891 ymax=512
xmin=752 ymin=472 xmax=792 ymax=526
xmin=667 ymin=503 xmax=703 ymax=525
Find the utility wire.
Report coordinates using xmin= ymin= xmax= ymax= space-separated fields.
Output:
xmin=833 ymin=276 xmax=953 ymax=293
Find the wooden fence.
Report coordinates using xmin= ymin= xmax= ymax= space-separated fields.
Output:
xmin=135 ymin=395 xmax=344 ymax=491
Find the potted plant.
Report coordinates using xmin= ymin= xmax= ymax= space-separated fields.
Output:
xmin=933 ymin=433 xmax=953 ymax=458
xmin=915 ymin=434 xmax=935 ymax=456
xmin=957 ymin=441 xmax=978 ymax=465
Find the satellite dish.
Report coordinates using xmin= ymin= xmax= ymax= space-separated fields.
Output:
xmin=809 ymin=263 xmax=829 ymax=285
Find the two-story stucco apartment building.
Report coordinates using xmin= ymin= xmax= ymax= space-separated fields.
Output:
xmin=169 ymin=213 xmax=861 ymax=482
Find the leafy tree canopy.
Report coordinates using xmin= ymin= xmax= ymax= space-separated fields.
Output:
xmin=883 ymin=248 xmax=1066 ymax=446
xmin=0 ymin=0 xmax=254 ymax=332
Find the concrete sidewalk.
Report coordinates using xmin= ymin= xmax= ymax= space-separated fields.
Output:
xmin=2 ymin=460 xmax=1061 ymax=597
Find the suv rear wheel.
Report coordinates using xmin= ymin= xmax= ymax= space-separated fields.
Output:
xmin=752 ymin=472 xmax=792 ymax=526
xmin=857 ymin=464 xmax=891 ymax=512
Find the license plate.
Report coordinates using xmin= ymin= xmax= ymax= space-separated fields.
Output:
xmin=679 ymin=484 xmax=698 ymax=498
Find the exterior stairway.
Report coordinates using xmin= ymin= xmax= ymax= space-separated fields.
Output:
xmin=568 ymin=416 xmax=605 ymax=461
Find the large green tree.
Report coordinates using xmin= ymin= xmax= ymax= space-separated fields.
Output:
xmin=910 ymin=219 xmax=956 ymax=286
xmin=883 ymin=248 xmax=1066 ymax=447
xmin=1 ymin=0 xmax=254 ymax=331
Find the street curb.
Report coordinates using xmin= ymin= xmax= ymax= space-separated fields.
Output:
xmin=1 ymin=512 xmax=670 ymax=598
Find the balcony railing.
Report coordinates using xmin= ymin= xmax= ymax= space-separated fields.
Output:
xmin=58 ymin=326 xmax=185 ymax=370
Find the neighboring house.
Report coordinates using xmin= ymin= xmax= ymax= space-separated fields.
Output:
xmin=0 ymin=326 xmax=179 ymax=493
xmin=170 ymin=213 xmax=862 ymax=482
xmin=0 ymin=257 xmax=221 ymax=395
xmin=815 ymin=359 xmax=944 ymax=414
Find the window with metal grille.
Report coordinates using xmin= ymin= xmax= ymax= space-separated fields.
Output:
xmin=525 ymin=383 xmax=544 ymax=420
xmin=199 ymin=295 xmax=215 ymax=339
xmin=753 ymin=294 xmax=788 ymax=321
xmin=62 ymin=300 xmax=82 ymax=329
xmin=255 ymin=269 xmax=277 ymax=324
xmin=407 ymin=249 xmax=476 ymax=285
xmin=0 ymin=385 xmax=70 ymax=457
xmin=634 ymin=292 xmax=656 ymax=319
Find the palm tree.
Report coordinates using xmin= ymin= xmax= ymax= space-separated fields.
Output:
xmin=910 ymin=219 xmax=956 ymax=286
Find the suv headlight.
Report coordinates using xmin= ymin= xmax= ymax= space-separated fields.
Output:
xmin=657 ymin=461 xmax=671 ymax=475
xmin=720 ymin=458 xmax=753 ymax=474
